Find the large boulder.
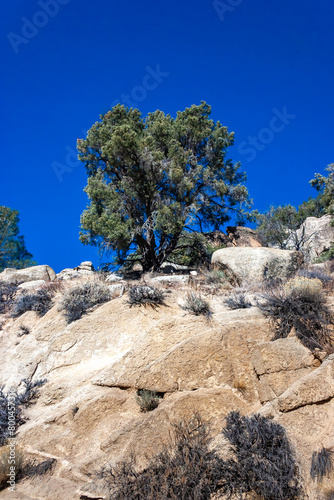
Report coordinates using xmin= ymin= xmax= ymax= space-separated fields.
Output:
xmin=0 ymin=265 xmax=56 ymax=285
xmin=293 ymin=215 xmax=334 ymax=262
xmin=211 ymin=247 xmax=303 ymax=283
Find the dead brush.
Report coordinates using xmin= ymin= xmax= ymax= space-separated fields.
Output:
xmin=182 ymin=291 xmax=212 ymax=317
xmin=127 ymin=286 xmax=165 ymax=307
xmin=257 ymin=278 xmax=334 ymax=352
xmin=311 ymin=448 xmax=334 ymax=482
xmin=58 ymin=278 xmax=112 ymax=322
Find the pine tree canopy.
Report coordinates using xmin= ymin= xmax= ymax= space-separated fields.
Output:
xmin=78 ymin=102 xmax=252 ymax=271
xmin=0 ymin=206 xmax=36 ymax=272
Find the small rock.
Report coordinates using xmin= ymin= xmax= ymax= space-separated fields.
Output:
xmin=152 ymin=275 xmax=190 ymax=285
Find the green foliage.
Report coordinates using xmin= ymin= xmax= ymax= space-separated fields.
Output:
xmin=0 ymin=206 xmax=36 ymax=272
xmin=58 ymin=279 xmax=111 ymax=323
xmin=315 ymin=243 xmax=334 ymax=263
xmin=135 ymin=390 xmax=161 ymax=412
xmin=204 ymin=269 xmax=229 ymax=285
xmin=169 ymin=232 xmax=213 ymax=267
xmin=78 ymin=102 xmax=252 ymax=271
xmin=254 ymin=205 xmax=306 ymax=250
xmin=309 ymin=163 xmax=334 ymax=217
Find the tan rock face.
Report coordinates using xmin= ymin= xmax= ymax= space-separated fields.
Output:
xmin=212 ymin=247 xmax=304 ymax=284
xmin=0 ymin=283 xmax=333 ymax=499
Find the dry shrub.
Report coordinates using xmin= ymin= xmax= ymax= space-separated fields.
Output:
xmin=225 ymin=290 xmax=252 ymax=310
xmin=220 ymin=411 xmax=303 ymax=500
xmin=100 ymin=414 xmax=225 ymax=500
xmin=257 ymin=278 xmax=334 ymax=352
xmin=58 ymin=279 xmax=111 ymax=322
xmin=0 ymin=379 xmax=46 ymax=446
xmin=0 ymin=283 xmax=18 ymax=314
xmin=128 ymin=286 xmax=165 ymax=307
xmin=311 ymin=448 xmax=334 ymax=482
xmin=100 ymin=412 xmax=303 ymax=500
xmin=11 ymin=287 xmax=55 ymax=318
xmin=297 ymin=268 xmax=333 ymax=290
xmin=135 ymin=390 xmax=161 ymax=412
xmin=182 ymin=292 xmax=211 ymax=317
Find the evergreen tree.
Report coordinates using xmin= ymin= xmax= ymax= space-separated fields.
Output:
xmin=0 ymin=206 xmax=36 ymax=272
xmin=78 ymin=102 xmax=252 ymax=271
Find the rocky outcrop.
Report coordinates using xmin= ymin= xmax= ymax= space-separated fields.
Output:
xmin=0 ymin=265 xmax=56 ymax=285
xmin=293 ymin=214 xmax=334 ymax=262
xmin=0 ymin=275 xmax=333 ymax=499
xmin=204 ymin=226 xmax=262 ymax=249
xmin=211 ymin=247 xmax=303 ymax=284
xmin=56 ymin=261 xmax=95 ymax=280
xmin=225 ymin=226 xmax=263 ymax=248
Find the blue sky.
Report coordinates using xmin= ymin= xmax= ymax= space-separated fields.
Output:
xmin=1 ymin=0 xmax=333 ymax=272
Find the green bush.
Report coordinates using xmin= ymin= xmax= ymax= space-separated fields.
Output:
xmin=204 ymin=269 xmax=229 ymax=285
xmin=58 ymin=279 xmax=111 ymax=323
xmin=315 ymin=243 xmax=334 ymax=263
xmin=135 ymin=390 xmax=161 ymax=412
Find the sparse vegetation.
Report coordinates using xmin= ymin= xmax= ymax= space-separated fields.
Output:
xmin=136 ymin=390 xmax=161 ymax=412
xmin=11 ymin=287 xmax=55 ymax=318
xmin=182 ymin=291 xmax=211 ymax=317
xmin=127 ymin=286 xmax=165 ymax=307
xmin=297 ymin=268 xmax=333 ymax=288
xmin=58 ymin=279 xmax=111 ymax=322
xmin=0 ymin=282 xmax=18 ymax=314
xmin=0 ymin=379 xmax=46 ymax=447
xmin=204 ymin=269 xmax=229 ymax=285
xmin=311 ymin=448 xmax=334 ymax=482
xmin=101 ymin=412 xmax=302 ymax=500
xmin=220 ymin=411 xmax=303 ymax=500
xmin=225 ymin=290 xmax=252 ymax=310
xmin=100 ymin=414 xmax=226 ymax=500
xmin=257 ymin=278 xmax=334 ymax=351
xmin=18 ymin=325 xmax=30 ymax=336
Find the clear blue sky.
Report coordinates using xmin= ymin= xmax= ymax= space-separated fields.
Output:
xmin=1 ymin=0 xmax=333 ymax=272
